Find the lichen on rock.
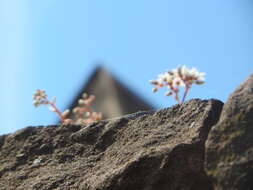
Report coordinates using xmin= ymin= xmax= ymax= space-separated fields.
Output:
xmin=205 ymin=73 xmax=253 ymax=190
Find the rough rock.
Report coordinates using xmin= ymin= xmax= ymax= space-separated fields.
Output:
xmin=0 ymin=99 xmax=223 ymax=190
xmin=205 ymin=73 xmax=253 ymax=190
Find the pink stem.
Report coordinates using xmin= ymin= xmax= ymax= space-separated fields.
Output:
xmin=182 ymin=85 xmax=190 ymax=103
xmin=174 ymin=91 xmax=182 ymax=104
xmin=45 ymin=100 xmax=65 ymax=122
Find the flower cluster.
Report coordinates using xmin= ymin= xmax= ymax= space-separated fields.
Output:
xmin=72 ymin=93 xmax=102 ymax=125
xmin=150 ymin=65 xmax=205 ymax=104
xmin=33 ymin=89 xmax=102 ymax=125
xmin=33 ymin=89 xmax=48 ymax=107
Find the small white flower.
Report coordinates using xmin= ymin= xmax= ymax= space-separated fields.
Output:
xmin=49 ymin=106 xmax=56 ymax=112
xmin=196 ymin=79 xmax=205 ymax=84
xmin=62 ymin=109 xmax=70 ymax=117
xmin=149 ymin=80 xmax=159 ymax=85
xmin=72 ymin=107 xmax=79 ymax=113
xmin=63 ymin=118 xmax=72 ymax=125
xmin=51 ymin=97 xmax=56 ymax=104
xmin=173 ymin=77 xmax=184 ymax=87
xmin=152 ymin=88 xmax=158 ymax=92
xmin=33 ymin=100 xmax=41 ymax=107
xmin=78 ymin=99 xmax=86 ymax=105
xmin=165 ymin=91 xmax=173 ymax=96
xmin=82 ymin=93 xmax=88 ymax=99
xmin=160 ymin=72 xmax=174 ymax=84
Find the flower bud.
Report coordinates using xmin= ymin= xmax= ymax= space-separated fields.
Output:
xmin=49 ymin=106 xmax=56 ymax=112
xmin=78 ymin=99 xmax=86 ymax=105
xmin=82 ymin=93 xmax=88 ymax=99
xmin=196 ymin=80 xmax=205 ymax=84
xmin=165 ymin=91 xmax=173 ymax=96
xmin=149 ymin=80 xmax=158 ymax=85
xmin=152 ymin=88 xmax=158 ymax=92
xmin=62 ymin=109 xmax=70 ymax=117
xmin=63 ymin=119 xmax=72 ymax=125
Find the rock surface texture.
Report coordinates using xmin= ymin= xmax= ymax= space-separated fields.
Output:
xmin=205 ymin=73 xmax=253 ymax=190
xmin=0 ymin=99 xmax=223 ymax=190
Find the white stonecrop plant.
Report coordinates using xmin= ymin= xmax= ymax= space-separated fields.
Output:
xmin=33 ymin=90 xmax=102 ymax=125
xmin=33 ymin=89 xmax=72 ymax=124
xmin=150 ymin=65 xmax=205 ymax=104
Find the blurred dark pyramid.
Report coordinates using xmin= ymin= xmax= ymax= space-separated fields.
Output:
xmin=67 ymin=66 xmax=154 ymax=120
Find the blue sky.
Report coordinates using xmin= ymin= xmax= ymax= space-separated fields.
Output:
xmin=0 ymin=0 xmax=252 ymax=135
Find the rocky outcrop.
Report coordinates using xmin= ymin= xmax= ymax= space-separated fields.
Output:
xmin=205 ymin=73 xmax=253 ymax=190
xmin=0 ymin=99 xmax=223 ymax=190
